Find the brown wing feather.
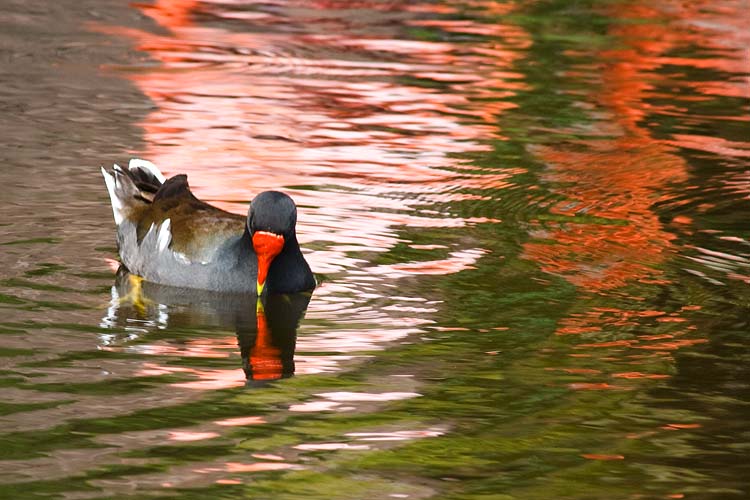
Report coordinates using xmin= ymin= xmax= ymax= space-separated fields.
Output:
xmin=134 ymin=175 xmax=245 ymax=261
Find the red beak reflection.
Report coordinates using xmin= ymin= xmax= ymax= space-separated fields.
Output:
xmin=249 ymin=302 xmax=283 ymax=381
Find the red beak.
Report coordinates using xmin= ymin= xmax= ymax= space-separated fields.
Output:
xmin=252 ymin=231 xmax=285 ymax=295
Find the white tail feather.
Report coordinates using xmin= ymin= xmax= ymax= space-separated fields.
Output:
xmin=129 ymin=158 xmax=166 ymax=183
xmin=101 ymin=166 xmax=124 ymax=225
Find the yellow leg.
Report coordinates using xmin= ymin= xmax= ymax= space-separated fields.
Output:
xmin=118 ymin=274 xmax=153 ymax=315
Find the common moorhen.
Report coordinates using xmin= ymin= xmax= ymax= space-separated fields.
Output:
xmin=101 ymin=159 xmax=315 ymax=294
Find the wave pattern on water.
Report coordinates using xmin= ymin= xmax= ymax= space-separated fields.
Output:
xmin=0 ymin=0 xmax=748 ymax=498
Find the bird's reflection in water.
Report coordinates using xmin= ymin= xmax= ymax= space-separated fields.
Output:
xmin=104 ymin=268 xmax=311 ymax=386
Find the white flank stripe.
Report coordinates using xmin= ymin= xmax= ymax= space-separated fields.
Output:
xmin=157 ymin=219 xmax=171 ymax=252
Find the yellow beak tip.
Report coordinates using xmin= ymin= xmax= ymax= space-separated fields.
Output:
xmin=256 ymin=282 xmax=265 ymax=296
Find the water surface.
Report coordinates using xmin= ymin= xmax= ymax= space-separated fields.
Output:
xmin=1 ymin=0 xmax=748 ymax=498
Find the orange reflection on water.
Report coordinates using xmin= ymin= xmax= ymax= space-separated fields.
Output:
xmin=665 ymin=135 xmax=750 ymax=159
xmin=225 ymin=462 xmax=298 ymax=472
xmin=568 ymin=383 xmax=627 ymax=391
xmin=519 ymin=0 xmax=750 ymax=384
xmin=136 ymin=362 xmax=245 ymax=390
xmin=525 ymin=9 xmax=719 ymax=279
xmin=613 ymin=372 xmax=670 ymax=380
xmin=214 ymin=416 xmax=266 ymax=426
xmin=367 ymin=248 xmax=488 ymax=278
xmin=169 ymin=431 xmax=219 ymax=442
xmin=523 ymin=140 xmax=686 ymax=293
xmin=524 ymin=0 xmax=748 ymax=296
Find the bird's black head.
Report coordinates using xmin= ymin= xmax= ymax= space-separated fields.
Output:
xmin=247 ymin=191 xmax=299 ymax=296
xmin=246 ymin=190 xmax=297 ymax=237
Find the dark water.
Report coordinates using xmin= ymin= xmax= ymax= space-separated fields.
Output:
xmin=1 ymin=0 xmax=749 ymax=498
